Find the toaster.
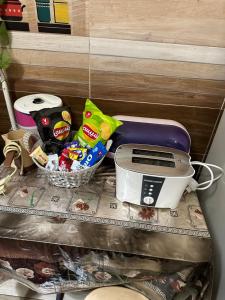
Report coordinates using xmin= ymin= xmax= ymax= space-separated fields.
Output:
xmin=115 ymin=144 xmax=195 ymax=209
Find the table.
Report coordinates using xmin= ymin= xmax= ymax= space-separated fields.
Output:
xmin=0 ymin=165 xmax=211 ymax=263
xmin=0 ymin=164 xmax=213 ymax=299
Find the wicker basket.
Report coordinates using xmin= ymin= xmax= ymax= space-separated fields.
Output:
xmin=32 ymin=154 xmax=105 ymax=188
xmin=32 ymin=140 xmax=112 ymax=188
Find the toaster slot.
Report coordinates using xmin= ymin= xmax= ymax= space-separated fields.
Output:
xmin=132 ymin=157 xmax=175 ymax=168
xmin=133 ymin=149 xmax=174 ymax=159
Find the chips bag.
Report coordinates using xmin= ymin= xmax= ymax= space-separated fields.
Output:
xmin=74 ymin=99 xmax=123 ymax=148
xmin=31 ymin=106 xmax=72 ymax=146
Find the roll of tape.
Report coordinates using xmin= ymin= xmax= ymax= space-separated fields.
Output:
xmin=14 ymin=94 xmax=62 ymax=129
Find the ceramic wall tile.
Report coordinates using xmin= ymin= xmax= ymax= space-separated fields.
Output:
xmin=89 ymin=0 xmax=225 ymax=47
xmin=90 ymin=70 xmax=224 ymax=108
xmin=1 ymin=0 xmax=225 ymax=163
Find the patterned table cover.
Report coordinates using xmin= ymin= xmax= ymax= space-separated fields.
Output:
xmin=0 ymin=165 xmax=212 ymax=262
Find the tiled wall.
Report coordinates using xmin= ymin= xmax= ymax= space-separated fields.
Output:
xmin=1 ymin=0 xmax=225 ymax=161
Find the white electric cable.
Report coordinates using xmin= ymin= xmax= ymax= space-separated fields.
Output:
xmin=0 ymin=142 xmax=22 ymax=195
xmin=191 ymin=161 xmax=214 ymax=190
xmin=200 ymin=163 xmax=224 ymax=185
xmin=197 ymin=163 xmax=224 ymax=188
xmin=187 ymin=161 xmax=224 ymax=192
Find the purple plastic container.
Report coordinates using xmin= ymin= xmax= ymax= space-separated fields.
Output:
xmin=108 ymin=116 xmax=191 ymax=157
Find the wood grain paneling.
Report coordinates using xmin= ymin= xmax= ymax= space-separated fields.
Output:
xmin=67 ymin=94 xmax=220 ymax=157
xmin=11 ymin=32 xmax=89 ymax=54
xmin=70 ymin=0 xmax=89 ymax=36
xmin=0 ymin=89 xmax=219 ymax=158
xmin=11 ymin=50 xmax=88 ymax=69
xmin=8 ymin=79 xmax=89 ymax=98
xmin=92 ymin=70 xmax=225 ymax=97
xmin=86 ymin=98 xmax=220 ymax=156
xmin=91 ymin=84 xmax=224 ymax=109
xmin=8 ymin=64 xmax=225 ymax=110
xmin=91 ymin=55 xmax=225 ymax=81
xmin=91 ymin=85 xmax=223 ymax=109
xmin=10 ymin=32 xmax=225 ymax=66
xmin=24 ymin=0 xmax=38 ymax=33
xmin=61 ymin=94 xmax=220 ymax=156
xmin=89 ymin=0 xmax=225 ymax=47
xmin=12 ymin=49 xmax=225 ymax=83
xmin=2 ymin=0 xmax=225 ymax=163
xmin=91 ymin=71 xmax=225 ymax=108
xmin=7 ymin=64 xmax=89 ymax=84
xmin=90 ymin=38 xmax=225 ymax=65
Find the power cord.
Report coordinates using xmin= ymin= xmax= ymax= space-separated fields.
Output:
xmin=0 ymin=142 xmax=22 ymax=195
xmin=186 ymin=161 xmax=224 ymax=193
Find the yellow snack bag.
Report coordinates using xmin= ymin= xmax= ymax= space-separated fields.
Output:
xmin=74 ymin=99 xmax=123 ymax=148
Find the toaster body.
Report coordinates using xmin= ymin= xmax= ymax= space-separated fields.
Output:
xmin=115 ymin=144 xmax=195 ymax=209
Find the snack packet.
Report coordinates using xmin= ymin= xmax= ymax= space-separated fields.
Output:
xmin=80 ymin=141 xmax=107 ymax=168
xmin=31 ymin=106 xmax=72 ymax=145
xmin=45 ymin=154 xmax=59 ymax=171
xmin=74 ymin=99 xmax=123 ymax=148
xmin=30 ymin=146 xmax=48 ymax=166
xmin=64 ymin=140 xmax=80 ymax=149
xmin=68 ymin=148 xmax=87 ymax=161
xmin=59 ymin=149 xmax=72 ymax=171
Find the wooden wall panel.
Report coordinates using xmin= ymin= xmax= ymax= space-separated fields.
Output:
xmin=23 ymin=0 xmax=38 ymax=32
xmin=8 ymin=65 xmax=88 ymax=84
xmin=90 ymin=38 xmax=225 ymax=65
xmin=89 ymin=0 xmax=225 ymax=47
xmin=91 ymin=85 xmax=224 ymax=109
xmin=11 ymin=32 xmax=89 ymax=54
xmin=91 ymin=71 xmax=225 ymax=98
xmin=11 ymin=49 xmax=225 ymax=82
xmin=0 ymin=90 xmax=220 ymax=161
xmin=90 ymin=55 xmax=225 ymax=81
xmin=11 ymin=50 xmax=88 ymax=69
xmin=1 ymin=0 xmax=225 ymax=164
xmin=8 ymin=79 xmax=89 ymax=99
xmin=89 ymin=99 xmax=220 ymax=158
xmin=70 ymin=0 xmax=89 ymax=36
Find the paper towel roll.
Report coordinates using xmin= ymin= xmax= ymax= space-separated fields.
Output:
xmin=14 ymin=94 xmax=62 ymax=131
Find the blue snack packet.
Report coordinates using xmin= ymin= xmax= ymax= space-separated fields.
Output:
xmin=64 ymin=140 xmax=80 ymax=149
xmin=80 ymin=141 xmax=107 ymax=168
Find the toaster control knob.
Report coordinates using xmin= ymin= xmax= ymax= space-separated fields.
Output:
xmin=143 ymin=196 xmax=154 ymax=205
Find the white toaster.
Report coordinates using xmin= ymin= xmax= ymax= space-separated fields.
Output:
xmin=115 ymin=144 xmax=195 ymax=209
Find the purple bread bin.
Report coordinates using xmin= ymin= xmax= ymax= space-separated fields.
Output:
xmin=108 ymin=116 xmax=191 ymax=157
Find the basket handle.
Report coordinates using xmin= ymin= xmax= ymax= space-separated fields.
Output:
xmin=32 ymin=157 xmax=46 ymax=170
